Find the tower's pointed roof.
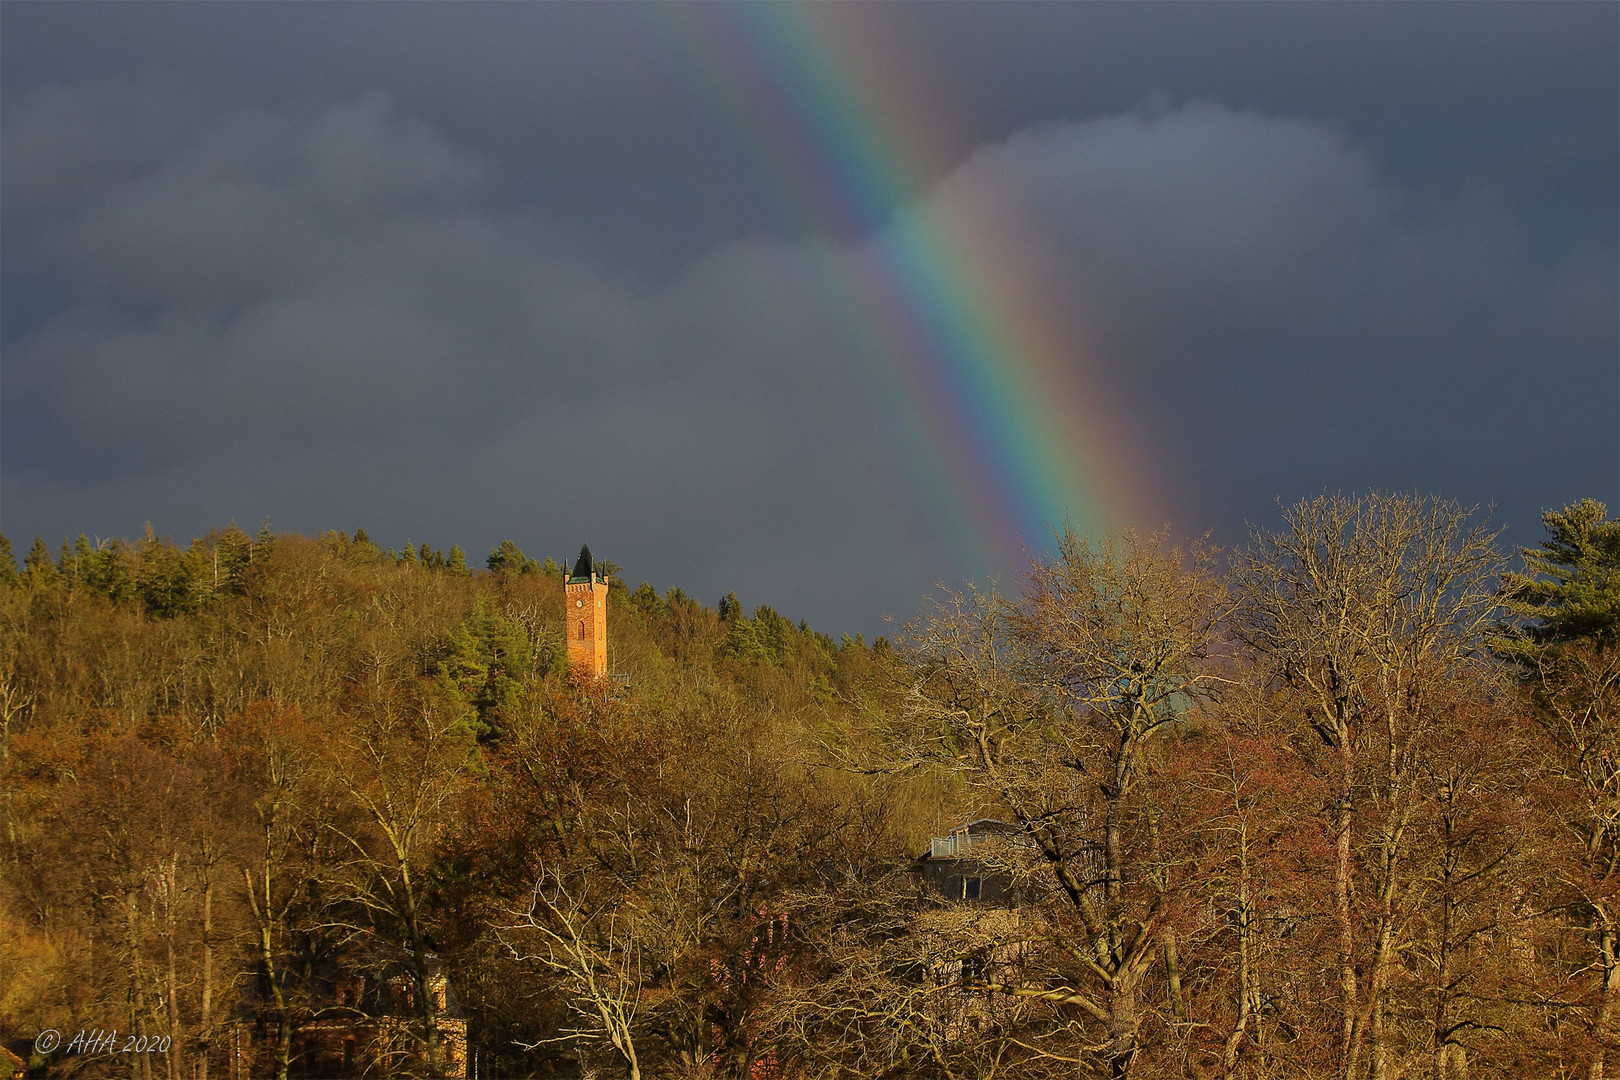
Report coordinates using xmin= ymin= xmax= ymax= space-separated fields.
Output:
xmin=570 ymin=543 xmax=594 ymax=582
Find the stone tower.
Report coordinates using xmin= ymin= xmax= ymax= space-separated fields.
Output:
xmin=564 ymin=543 xmax=608 ymax=678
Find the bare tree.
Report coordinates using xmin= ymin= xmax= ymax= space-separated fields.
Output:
xmin=323 ymin=693 xmax=475 ymax=1078
xmin=1231 ymin=492 xmax=1503 ymax=1080
xmin=761 ymin=875 xmax=1040 ymax=1080
xmin=500 ymin=873 xmax=647 ymax=1080
xmin=1520 ymin=643 xmax=1620 ymax=1078
xmin=888 ymin=527 xmax=1230 ymax=1078
xmin=223 ymin=704 xmax=331 ymax=1080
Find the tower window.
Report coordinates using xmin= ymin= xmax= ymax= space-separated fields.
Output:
xmin=579 ymin=620 xmax=587 ymax=641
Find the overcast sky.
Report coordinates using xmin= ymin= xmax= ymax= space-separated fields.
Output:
xmin=3 ymin=2 xmax=1615 ymax=635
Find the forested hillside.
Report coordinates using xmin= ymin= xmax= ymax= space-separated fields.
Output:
xmin=1 ymin=493 xmax=1616 ymax=1079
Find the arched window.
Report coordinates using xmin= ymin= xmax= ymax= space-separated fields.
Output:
xmin=578 ymin=620 xmax=587 ymax=641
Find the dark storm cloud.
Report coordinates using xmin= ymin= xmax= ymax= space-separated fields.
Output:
xmin=2 ymin=5 xmax=1614 ymax=633
xmin=929 ymin=104 xmax=1615 ymax=539
xmin=0 ymin=84 xmax=932 ymax=627
xmin=5 ymin=4 xmax=1611 ymax=272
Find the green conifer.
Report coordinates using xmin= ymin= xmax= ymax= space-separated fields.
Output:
xmin=24 ymin=536 xmax=55 ymax=580
xmin=438 ymin=597 xmax=540 ymax=739
xmin=83 ymin=539 xmax=136 ymax=603
xmin=630 ymin=581 xmax=663 ymax=618
xmin=487 ymin=540 xmax=527 ymax=575
xmin=136 ymin=527 xmax=199 ymax=618
xmin=348 ymin=528 xmax=382 ymax=563
xmin=447 ymin=545 xmax=469 ymax=575
xmin=254 ymin=520 xmax=276 ymax=561
xmin=1499 ymin=498 xmax=1620 ymax=657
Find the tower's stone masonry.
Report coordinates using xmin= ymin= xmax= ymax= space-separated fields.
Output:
xmin=565 ymin=544 xmax=608 ymax=678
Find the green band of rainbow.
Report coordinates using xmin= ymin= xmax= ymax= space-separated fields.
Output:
xmin=657 ymin=4 xmax=1158 ymax=570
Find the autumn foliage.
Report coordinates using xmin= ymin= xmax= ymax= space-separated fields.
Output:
xmin=0 ymin=495 xmax=1615 ymax=1079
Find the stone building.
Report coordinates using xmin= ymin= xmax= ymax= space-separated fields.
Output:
xmin=227 ymin=962 xmax=470 ymax=1078
xmin=565 ymin=543 xmax=609 ymax=678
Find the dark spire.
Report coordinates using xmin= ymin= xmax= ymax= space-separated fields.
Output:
xmin=571 ymin=543 xmax=594 ymax=582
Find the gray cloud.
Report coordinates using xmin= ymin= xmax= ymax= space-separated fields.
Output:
xmin=889 ymin=102 xmax=1614 ymax=543
xmin=2 ymin=75 xmax=1614 ymax=633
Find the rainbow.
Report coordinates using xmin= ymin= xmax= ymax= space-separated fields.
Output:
xmin=658 ymin=4 xmax=1163 ymax=572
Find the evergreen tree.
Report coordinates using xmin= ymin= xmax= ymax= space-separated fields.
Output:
xmin=718 ymin=591 xmax=742 ymax=622
xmin=24 ymin=535 xmax=55 ymax=581
xmin=447 ymin=545 xmax=469 ymax=575
xmin=1499 ymin=498 xmax=1620 ymax=656
xmin=750 ymin=604 xmax=792 ymax=663
xmin=209 ymin=525 xmax=254 ymax=592
xmin=399 ymin=542 xmax=420 ymax=567
xmin=254 ymin=519 xmax=277 ymax=560
xmin=83 ymin=539 xmax=137 ymax=604
xmin=349 ymin=528 xmax=382 ymax=563
xmin=487 ymin=540 xmax=529 ymax=575
xmin=136 ymin=527 xmax=200 ymax=618
xmin=630 ymin=581 xmax=664 ymax=619
xmin=0 ymin=533 xmax=16 ymax=585
xmin=438 ymin=597 xmax=539 ymax=738
xmin=725 ymin=610 xmax=764 ymax=662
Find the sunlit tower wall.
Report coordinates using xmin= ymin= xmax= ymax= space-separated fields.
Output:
xmin=564 ymin=543 xmax=608 ymax=678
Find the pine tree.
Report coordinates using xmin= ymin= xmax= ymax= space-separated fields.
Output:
xmin=73 ymin=535 xmax=95 ymax=583
xmin=1498 ymin=498 xmax=1620 ymax=657
xmin=136 ymin=527 xmax=200 ymax=618
xmin=487 ymin=540 xmax=528 ymax=575
xmin=83 ymin=539 xmax=136 ymax=604
xmin=438 ymin=597 xmax=539 ymax=739
xmin=447 ymin=545 xmax=469 ymax=575
xmin=630 ymin=582 xmax=663 ymax=619
xmin=254 ymin=520 xmax=277 ymax=561
xmin=24 ymin=536 xmax=55 ymax=581
xmin=210 ymin=525 xmax=254 ymax=592
xmin=0 ymin=533 xmax=16 ymax=585
xmin=349 ymin=528 xmax=382 ymax=563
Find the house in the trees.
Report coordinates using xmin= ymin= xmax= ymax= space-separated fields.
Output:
xmin=228 ymin=958 xmax=470 ymax=1079
xmin=912 ymin=818 xmax=1023 ymax=904
xmin=909 ymin=819 xmax=1034 ymax=1029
